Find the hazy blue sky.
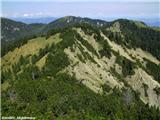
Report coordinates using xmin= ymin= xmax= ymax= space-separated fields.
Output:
xmin=1 ymin=0 xmax=159 ymax=19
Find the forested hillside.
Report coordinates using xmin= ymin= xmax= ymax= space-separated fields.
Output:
xmin=1 ymin=16 xmax=160 ymax=119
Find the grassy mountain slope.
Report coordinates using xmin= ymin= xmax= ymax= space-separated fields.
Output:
xmin=2 ymin=33 xmax=62 ymax=71
xmin=1 ymin=17 xmax=160 ymax=119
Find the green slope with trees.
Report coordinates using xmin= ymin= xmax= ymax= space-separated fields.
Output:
xmin=1 ymin=17 xmax=160 ymax=119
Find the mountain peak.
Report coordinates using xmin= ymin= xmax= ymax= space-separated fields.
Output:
xmin=113 ymin=18 xmax=148 ymax=28
xmin=57 ymin=16 xmax=80 ymax=22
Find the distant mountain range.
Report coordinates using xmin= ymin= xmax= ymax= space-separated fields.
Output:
xmin=1 ymin=16 xmax=106 ymax=43
xmin=7 ymin=16 xmax=160 ymax=27
xmin=2 ymin=16 xmax=159 ymax=43
xmin=2 ymin=16 xmax=160 ymax=57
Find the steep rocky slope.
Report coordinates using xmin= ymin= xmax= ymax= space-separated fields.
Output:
xmin=2 ymin=25 xmax=160 ymax=107
xmin=1 ymin=17 xmax=160 ymax=119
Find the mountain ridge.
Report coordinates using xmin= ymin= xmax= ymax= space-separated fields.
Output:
xmin=2 ymin=16 xmax=159 ymax=57
xmin=1 ymin=16 xmax=160 ymax=119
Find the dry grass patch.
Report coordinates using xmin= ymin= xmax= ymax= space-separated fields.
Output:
xmin=2 ymin=33 xmax=61 ymax=71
